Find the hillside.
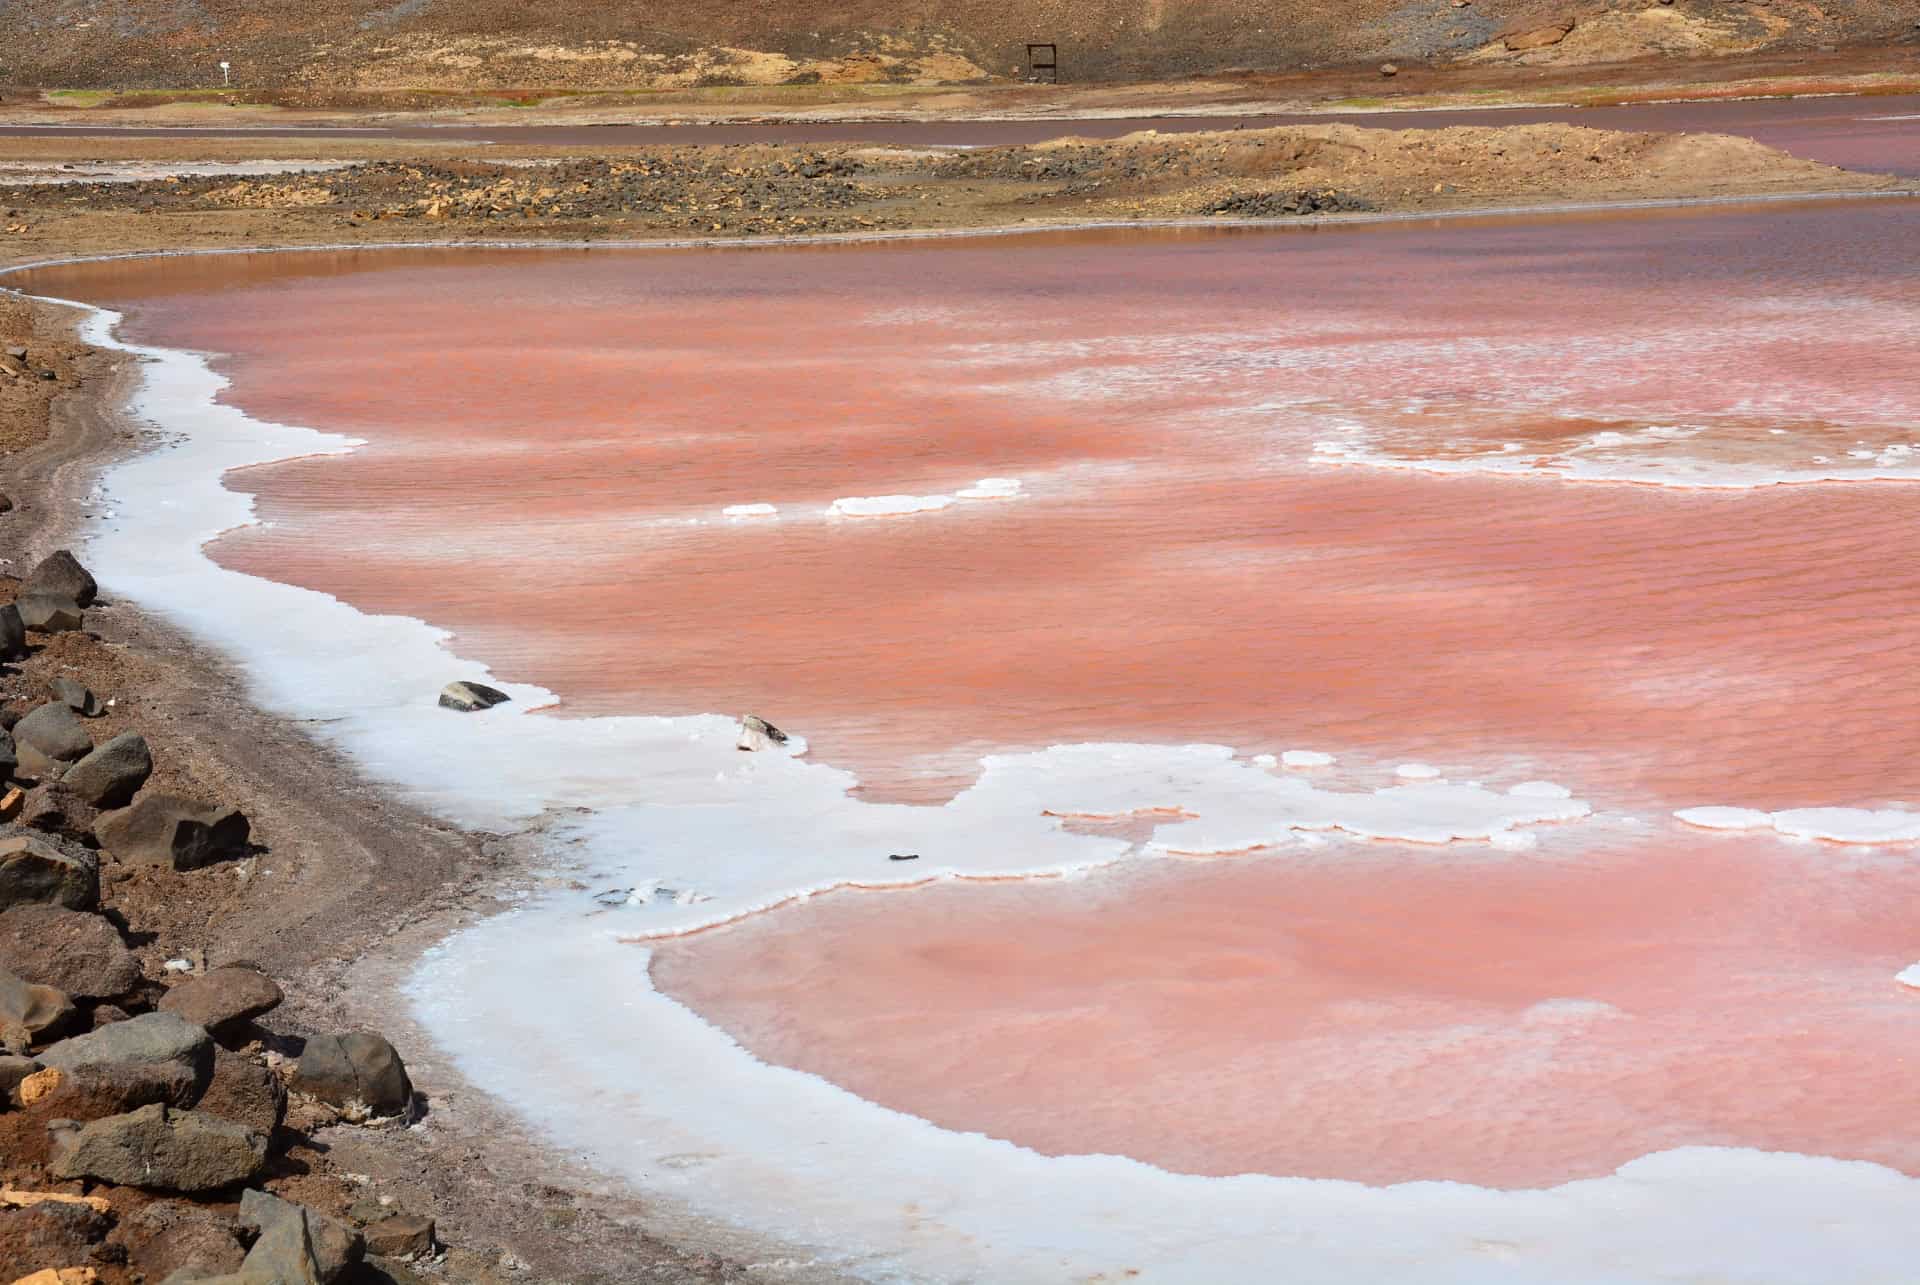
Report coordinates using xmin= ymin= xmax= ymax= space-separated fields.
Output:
xmin=0 ymin=0 xmax=1915 ymax=91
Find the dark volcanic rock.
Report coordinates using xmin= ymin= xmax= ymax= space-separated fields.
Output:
xmin=17 ymin=782 xmax=101 ymax=844
xmin=94 ymin=794 xmax=252 ymax=870
xmin=19 ymin=1055 xmax=202 ymax=1119
xmin=1 ymin=1052 xmax=41 ymax=1100
xmin=193 ymin=1046 xmax=286 ymax=1135
xmin=292 ymin=1031 xmax=412 ymax=1117
xmin=51 ymin=676 xmax=103 ymax=717
xmin=114 ymin=1199 xmax=247 ymax=1282
xmin=48 ymin=1102 xmax=267 ymax=1191
xmin=158 ymin=967 xmax=283 ymax=1035
xmin=438 ymin=680 xmax=510 ymax=712
xmin=39 ymin=1012 xmax=214 ymax=1105
xmin=363 ymin=1213 xmax=435 ymax=1259
xmin=0 ymin=905 xmax=139 ymax=996
xmin=16 ymin=592 xmax=84 ymax=634
xmin=24 ymin=549 xmax=98 ymax=607
xmin=0 ymin=1198 xmax=114 ymax=1276
xmin=60 ymin=732 xmax=152 ymax=808
xmin=13 ymin=702 xmax=93 ymax=763
xmin=0 ymin=831 xmax=99 ymax=911
xmin=239 ymin=1188 xmax=365 ymax=1284
xmin=0 ymin=965 xmax=77 ymax=1050
xmin=0 ymin=603 xmax=24 ymax=661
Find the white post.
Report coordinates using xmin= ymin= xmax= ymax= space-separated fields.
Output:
xmin=219 ymin=60 xmax=231 ymax=87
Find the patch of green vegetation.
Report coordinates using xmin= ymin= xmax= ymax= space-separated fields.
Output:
xmin=43 ymin=89 xmax=113 ymax=106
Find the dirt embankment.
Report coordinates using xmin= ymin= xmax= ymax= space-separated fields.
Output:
xmin=0 ymin=121 xmax=1904 ymax=263
xmin=0 ymin=0 xmax=1914 ymax=92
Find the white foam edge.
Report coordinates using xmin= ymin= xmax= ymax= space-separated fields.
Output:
xmin=1897 ymin=962 xmax=1920 ymax=990
xmin=1311 ymin=438 xmax=1920 ymax=491
xmin=721 ymin=502 xmax=777 ymax=518
xmin=54 ymin=288 xmax=1920 ymax=1283
xmin=1676 ymin=804 xmax=1920 ymax=844
xmin=828 ymin=492 xmax=955 ymax=517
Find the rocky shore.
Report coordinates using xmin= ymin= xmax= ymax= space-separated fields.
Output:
xmin=0 ymin=304 xmax=806 ymax=1284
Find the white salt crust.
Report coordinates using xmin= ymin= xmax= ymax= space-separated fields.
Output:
xmin=1282 ymin=749 xmax=1336 ymax=769
xmin=1897 ymin=963 xmax=1920 ymax=990
xmin=829 ymin=478 xmax=1024 ymax=517
xmin=1676 ymin=805 xmax=1920 ymax=844
xmin=51 ymin=289 xmax=1920 ymax=1284
xmin=1312 ymin=424 xmax=1920 ymax=490
xmin=721 ymin=503 xmax=777 ymax=518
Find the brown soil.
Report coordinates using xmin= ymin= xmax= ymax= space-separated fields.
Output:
xmin=0 ymin=121 xmax=1905 ymax=267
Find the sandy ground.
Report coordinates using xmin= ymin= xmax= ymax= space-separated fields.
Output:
xmin=0 ymin=110 xmax=1913 ymax=1281
xmin=0 ymin=120 xmax=1908 ymax=268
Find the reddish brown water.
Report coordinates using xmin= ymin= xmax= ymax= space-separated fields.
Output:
xmin=27 ymin=197 xmax=1920 ymax=1189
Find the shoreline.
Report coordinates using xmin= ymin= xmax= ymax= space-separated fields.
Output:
xmin=0 ymin=294 xmax=834 ymax=1280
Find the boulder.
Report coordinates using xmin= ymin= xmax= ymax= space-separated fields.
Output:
xmin=17 ymin=594 xmax=84 ymax=634
xmin=94 ymin=796 xmax=251 ymax=871
xmin=48 ymin=1103 xmax=267 ymax=1192
xmin=39 ymin=1012 xmax=212 ymax=1095
xmin=13 ymin=704 xmax=92 ymax=764
xmin=438 ymin=681 xmax=509 ymax=713
xmin=17 ymin=784 xmax=99 ymax=845
xmin=24 ymin=552 xmax=97 ymax=609
xmin=192 ymin=1048 xmax=285 ymax=1136
xmin=0 ymin=967 xmax=76 ymax=1050
xmin=50 ymin=678 xmax=102 ymax=718
xmin=0 ymin=603 xmax=25 ymax=661
xmin=362 ymin=1214 xmax=434 ymax=1260
xmin=0 ymin=729 xmax=14 ymax=784
xmin=0 ymin=833 xmax=99 ymax=912
xmin=237 ymin=1190 xmax=363 ymax=1284
xmin=17 ymin=1056 xmax=200 ymax=1120
xmin=12 ymin=741 xmax=68 ymax=785
xmin=0 ymin=906 xmax=136 ymax=997
xmin=291 ymin=1032 xmax=412 ymax=1117
xmin=0 ymin=1200 xmax=114 ymax=1278
xmin=112 ymin=1200 xmax=247 ymax=1282
xmin=60 ymin=734 xmax=151 ymax=809
xmin=158 ymin=968 xmax=282 ymax=1036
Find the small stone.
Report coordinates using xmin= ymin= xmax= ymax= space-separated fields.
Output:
xmin=1379 ymin=62 xmax=1398 ymax=76
xmin=24 ymin=551 xmax=97 ymax=608
xmin=0 ymin=905 xmax=138 ymax=997
xmin=17 ymin=782 xmax=100 ymax=843
xmin=736 ymin=713 xmax=789 ymax=751
xmin=0 ymin=787 xmax=21 ymax=822
xmin=363 ymin=1213 xmax=435 ymax=1259
xmin=0 ymin=833 xmax=99 ymax=912
xmin=292 ymin=1031 xmax=412 ymax=1117
xmin=94 ymin=794 xmax=251 ymax=870
xmin=59 ymin=732 xmax=151 ymax=808
xmin=50 ymin=678 xmax=102 ymax=717
xmin=1 ymin=1052 xmax=41 ymax=1099
xmin=16 ymin=593 xmax=84 ymax=634
xmin=14 ymin=702 xmax=93 ymax=763
xmin=158 ymin=967 xmax=282 ymax=1035
xmin=438 ymin=681 xmax=509 ymax=712
xmin=49 ymin=1102 xmax=267 ymax=1191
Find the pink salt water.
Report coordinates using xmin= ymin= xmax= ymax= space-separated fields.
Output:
xmin=27 ymin=198 xmax=1920 ymax=1192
